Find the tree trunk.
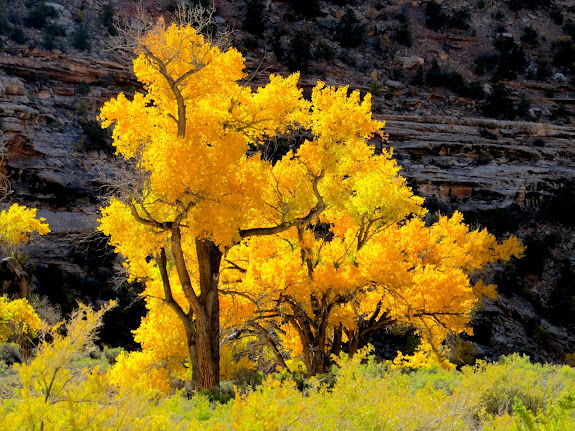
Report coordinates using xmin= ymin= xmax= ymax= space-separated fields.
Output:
xmin=303 ymin=345 xmax=330 ymax=377
xmin=193 ymin=238 xmax=222 ymax=389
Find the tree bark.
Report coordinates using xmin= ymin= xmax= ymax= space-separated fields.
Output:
xmin=193 ymin=238 xmax=222 ymax=389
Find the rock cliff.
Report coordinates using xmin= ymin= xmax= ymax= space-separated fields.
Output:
xmin=0 ymin=0 xmax=574 ymax=360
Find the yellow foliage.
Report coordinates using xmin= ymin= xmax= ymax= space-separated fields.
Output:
xmin=0 ymin=204 xmax=50 ymax=247
xmin=0 ymin=296 xmax=41 ymax=344
xmin=96 ymin=16 xmax=525 ymax=384
xmin=0 ymin=302 xmax=176 ymax=430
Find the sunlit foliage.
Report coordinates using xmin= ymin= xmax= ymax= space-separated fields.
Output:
xmin=98 ymin=18 xmax=386 ymax=388
xmin=98 ymin=15 xmax=523 ymax=388
xmin=0 ymin=297 xmax=41 ymax=344
xmin=0 ymin=302 xmax=175 ymax=430
xmin=0 ymin=204 xmax=50 ymax=248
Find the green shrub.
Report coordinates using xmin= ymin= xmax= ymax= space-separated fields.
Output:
xmin=451 ymin=7 xmax=471 ymax=30
xmin=9 ymin=26 xmax=27 ymax=44
xmin=76 ymin=81 xmax=90 ymax=95
xmin=426 ymin=0 xmax=448 ymax=31
xmin=244 ymin=0 xmax=265 ymax=35
xmin=521 ymin=26 xmax=538 ymax=46
xmin=369 ymin=80 xmax=382 ymax=96
xmin=44 ymin=23 xmax=65 ymax=37
xmin=288 ymin=0 xmax=320 ymax=18
xmin=72 ymin=25 xmax=91 ymax=51
xmin=550 ymin=8 xmax=564 ymax=25
xmin=551 ymin=104 xmax=569 ymax=120
xmin=493 ymin=35 xmax=527 ymax=80
xmin=395 ymin=23 xmax=412 ymax=47
xmin=410 ymin=65 xmax=424 ymax=86
xmin=425 ymin=59 xmax=485 ymax=99
xmin=0 ymin=13 xmax=9 ymax=36
xmin=99 ymin=3 xmax=118 ymax=36
xmin=24 ymin=2 xmax=58 ymax=29
xmin=81 ymin=120 xmax=113 ymax=153
xmin=314 ymin=41 xmax=335 ymax=61
xmin=552 ymin=36 xmax=575 ymax=71
xmin=426 ymin=1 xmax=470 ymax=31
xmin=335 ymin=8 xmax=364 ymax=48
xmin=483 ymin=82 xmax=516 ymax=119
xmin=562 ymin=20 xmax=575 ymax=39
xmin=287 ymin=30 xmax=311 ymax=72
xmin=42 ymin=34 xmax=56 ymax=50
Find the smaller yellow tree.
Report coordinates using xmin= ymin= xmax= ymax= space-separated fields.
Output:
xmin=0 ymin=204 xmax=49 ymax=345
xmin=0 ymin=204 xmax=50 ymax=248
xmin=0 ymin=296 xmax=41 ymax=345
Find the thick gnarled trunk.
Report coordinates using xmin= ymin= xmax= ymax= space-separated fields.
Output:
xmin=193 ymin=238 xmax=222 ymax=389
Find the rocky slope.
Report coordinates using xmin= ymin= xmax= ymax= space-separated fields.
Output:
xmin=0 ymin=0 xmax=574 ymax=361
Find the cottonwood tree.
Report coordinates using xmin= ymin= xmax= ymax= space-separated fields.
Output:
xmin=98 ymin=13 xmax=383 ymax=389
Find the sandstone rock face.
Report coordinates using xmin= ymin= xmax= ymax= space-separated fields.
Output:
xmin=381 ymin=115 xmax=575 ymax=212
xmin=0 ymin=0 xmax=573 ymax=361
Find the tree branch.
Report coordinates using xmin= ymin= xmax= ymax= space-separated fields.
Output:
xmin=239 ymin=170 xmax=325 ymax=238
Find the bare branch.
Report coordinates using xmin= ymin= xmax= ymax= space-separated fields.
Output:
xmin=239 ymin=170 xmax=325 ymax=238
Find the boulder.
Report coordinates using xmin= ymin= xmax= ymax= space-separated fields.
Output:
xmin=400 ymin=56 xmax=424 ymax=69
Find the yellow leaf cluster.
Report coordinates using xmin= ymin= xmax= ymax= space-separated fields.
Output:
xmin=0 ymin=204 xmax=50 ymax=247
xmin=0 ymin=296 xmax=41 ymax=343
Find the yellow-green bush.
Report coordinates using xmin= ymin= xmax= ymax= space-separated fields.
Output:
xmin=2 ymin=308 xmax=575 ymax=431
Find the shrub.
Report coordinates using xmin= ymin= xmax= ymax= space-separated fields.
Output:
xmin=72 ymin=25 xmax=91 ymax=51
xmin=551 ymin=104 xmax=569 ymax=120
xmin=533 ymin=138 xmax=545 ymax=147
xmin=552 ymin=36 xmax=575 ymax=71
xmin=451 ymin=7 xmax=471 ymax=30
xmin=369 ymin=80 xmax=382 ymax=96
xmin=521 ymin=26 xmax=538 ymax=46
xmin=562 ymin=18 xmax=575 ymax=38
xmin=244 ymin=0 xmax=265 ymax=35
xmin=493 ymin=35 xmax=527 ymax=80
xmin=287 ymin=30 xmax=311 ymax=72
xmin=509 ymin=0 xmax=551 ymax=11
xmin=42 ymin=34 xmax=56 ymax=50
xmin=550 ymin=8 xmax=564 ymax=25
xmin=99 ymin=2 xmax=117 ymax=36
xmin=425 ymin=0 xmax=448 ymax=31
xmin=483 ymin=82 xmax=516 ymax=119
xmin=288 ymin=0 xmax=320 ymax=18
xmin=335 ymin=8 xmax=364 ymax=48
xmin=9 ymin=26 xmax=27 ymax=44
xmin=516 ymin=97 xmax=531 ymax=118
xmin=426 ymin=58 xmax=444 ymax=86
xmin=81 ymin=120 xmax=113 ymax=153
xmin=44 ymin=23 xmax=65 ymax=37
xmin=410 ymin=65 xmax=424 ymax=86
xmin=395 ymin=23 xmax=412 ymax=47
xmin=76 ymin=81 xmax=90 ymax=95
xmin=391 ymin=67 xmax=403 ymax=81
xmin=425 ymin=59 xmax=485 ymax=99
xmin=0 ymin=13 xmax=9 ymax=36
xmin=536 ymin=57 xmax=552 ymax=80
xmin=314 ymin=41 xmax=335 ymax=61
xmin=463 ymin=81 xmax=486 ymax=99
xmin=24 ymin=2 xmax=59 ymax=29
